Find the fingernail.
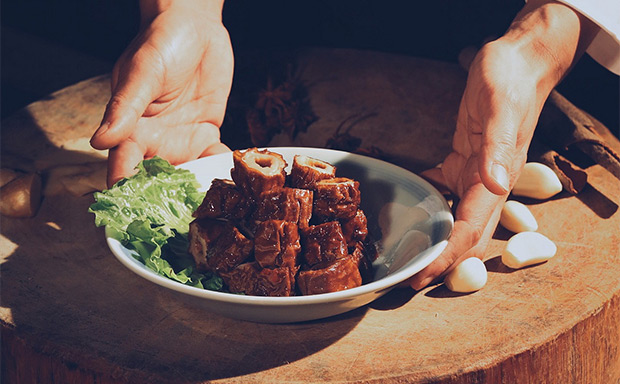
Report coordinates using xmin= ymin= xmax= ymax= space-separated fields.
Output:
xmin=92 ymin=121 xmax=111 ymax=140
xmin=411 ymin=276 xmax=433 ymax=291
xmin=491 ymin=163 xmax=510 ymax=193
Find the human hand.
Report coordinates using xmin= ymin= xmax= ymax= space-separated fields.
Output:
xmin=408 ymin=0 xmax=598 ymax=290
xmin=90 ymin=0 xmax=233 ymax=187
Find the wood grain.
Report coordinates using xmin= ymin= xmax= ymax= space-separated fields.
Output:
xmin=1 ymin=48 xmax=619 ymax=384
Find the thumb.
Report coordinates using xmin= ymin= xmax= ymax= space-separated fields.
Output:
xmin=90 ymin=53 xmax=160 ymax=150
xmin=106 ymin=139 xmax=145 ymax=188
xmin=479 ymin=109 xmax=519 ymax=196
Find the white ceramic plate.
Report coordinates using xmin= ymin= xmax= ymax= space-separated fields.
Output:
xmin=106 ymin=147 xmax=453 ymax=323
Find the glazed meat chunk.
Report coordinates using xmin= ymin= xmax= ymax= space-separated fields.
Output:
xmin=290 ymin=155 xmax=336 ymax=189
xmin=253 ymin=187 xmax=313 ymax=228
xmin=254 ymin=220 xmax=301 ymax=269
xmin=301 ymin=221 xmax=348 ymax=266
xmin=297 ymin=256 xmax=362 ymax=295
xmin=223 ymin=262 xmax=298 ymax=297
xmin=188 ymin=218 xmax=226 ymax=272
xmin=313 ymin=177 xmax=361 ymax=220
xmin=231 ymin=148 xmax=287 ymax=198
xmin=193 ymin=179 xmax=252 ymax=220
xmin=189 ymin=219 xmax=253 ymax=274
xmin=208 ymin=223 xmax=254 ymax=273
xmin=340 ymin=209 xmax=368 ymax=247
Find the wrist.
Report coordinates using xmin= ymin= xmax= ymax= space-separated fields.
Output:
xmin=498 ymin=0 xmax=597 ymax=95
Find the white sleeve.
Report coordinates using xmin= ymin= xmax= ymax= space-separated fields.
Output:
xmin=555 ymin=0 xmax=620 ymax=75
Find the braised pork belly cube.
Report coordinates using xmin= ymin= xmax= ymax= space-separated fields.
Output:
xmin=221 ymin=262 xmax=257 ymax=295
xmin=254 ymin=220 xmax=301 ymax=269
xmin=193 ymin=179 xmax=252 ymax=220
xmin=301 ymin=221 xmax=348 ymax=266
xmin=313 ymin=177 xmax=361 ymax=220
xmin=230 ymin=148 xmax=287 ymax=198
xmin=253 ymin=187 xmax=313 ymax=228
xmin=222 ymin=262 xmax=298 ymax=297
xmin=340 ymin=209 xmax=368 ymax=247
xmin=188 ymin=218 xmax=253 ymax=273
xmin=207 ymin=222 xmax=254 ymax=273
xmin=290 ymin=155 xmax=336 ymax=190
xmin=254 ymin=265 xmax=298 ymax=297
xmin=297 ymin=255 xmax=362 ymax=295
xmin=188 ymin=218 xmax=227 ymax=272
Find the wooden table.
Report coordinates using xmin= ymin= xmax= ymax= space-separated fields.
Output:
xmin=2 ymin=48 xmax=619 ymax=384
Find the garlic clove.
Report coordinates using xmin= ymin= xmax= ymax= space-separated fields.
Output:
xmin=500 ymin=200 xmax=538 ymax=233
xmin=444 ymin=257 xmax=487 ymax=293
xmin=512 ymin=162 xmax=563 ymax=200
xmin=502 ymin=231 xmax=557 ymax=269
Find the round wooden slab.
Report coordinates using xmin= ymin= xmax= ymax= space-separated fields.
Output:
xmin=1 ymin=48 xmax=619 ymax=384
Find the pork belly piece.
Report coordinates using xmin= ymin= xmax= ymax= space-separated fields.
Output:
xmin=193 ymin=179 xmax=252 ymax=220
xmin=340 ymin=209 xmax=368 ymax=247
xmin=253 ymin=187 xmax=313 ymax=228
xmin=188 ymin=218 xmax=227 ymax=272
xmin=189 ymin=218 xmax=253 ymax=273
xmin=301 ymin=221 xmax=348 ymax=266
xmin=289 ymin=155 xmax=336 ymax=190
xmin=313 ymin=177 xmax=361 ymax=220
xmin=223 ymin=262 xmax=298 ymax=297
xmin=254 ymin=220 xmax=301 ymax=269
xmin=208 ymin=222 xmax=254 ymax=273
xmin=297 ymin=256 xmax=362 ymax=295
xmin=230 ymin=148 xmax=287 ymax=198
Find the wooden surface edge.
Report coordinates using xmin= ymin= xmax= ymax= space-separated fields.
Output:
xmin=3 ymin=292 xmax=618 ymax=384
xmin=1 ymin=323 xmax=153 ymax=384
xmin=423 ymin=293 xmax=620 ymax=384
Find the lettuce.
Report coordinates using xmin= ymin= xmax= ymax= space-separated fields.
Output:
xmin=89 ymin=157 xmax=223 ymax=291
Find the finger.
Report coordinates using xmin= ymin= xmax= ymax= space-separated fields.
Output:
xmin=478 ymin=105 xmax=520 ymax=195
xmin=407 ymin=219 xmax=480 ymax=290
xmin=90 ymin=51 xmax=161 ymax=151
xmin=456 ymin=192 xmax=504 ymax=261
xmin=200 ymin=142 xmax=231 ymax=157
xmin=408 ymin=182 xmax=505 ymax=290
xmin=420 ymin=166 xmax=451 ymax=196
xmin=106 ymin=140 xmax=145 ymax=188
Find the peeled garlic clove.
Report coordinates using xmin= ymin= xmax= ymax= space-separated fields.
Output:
xmin=500 ymin=200 xmax=538 ymax=233
xmin=444 ymin=257 xmax=487 ymax=293
xmin=502 ymin=231 xmax=557 ymax=269
xmin=512 ymin=162 xmax=563 ymax=200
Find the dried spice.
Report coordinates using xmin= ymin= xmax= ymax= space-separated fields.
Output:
xmin=246 ymin=69 xmax=317 ymax=147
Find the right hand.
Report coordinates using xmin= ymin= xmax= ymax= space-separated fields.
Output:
xmin=90 ymin=0 xmax=234 ymax=187
xmin=408 ymin=0 xmax=599 ymax=290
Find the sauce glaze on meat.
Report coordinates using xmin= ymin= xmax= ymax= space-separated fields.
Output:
xmin=188 ymin=148 xmax=376 ymax=296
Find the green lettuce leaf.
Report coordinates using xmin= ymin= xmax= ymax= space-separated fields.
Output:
xmin=89 ymin=157 xmax=223 ymax=291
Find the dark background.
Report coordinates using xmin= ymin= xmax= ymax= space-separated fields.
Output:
xmin=1 ymin=0 xmax=618 ymax=136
